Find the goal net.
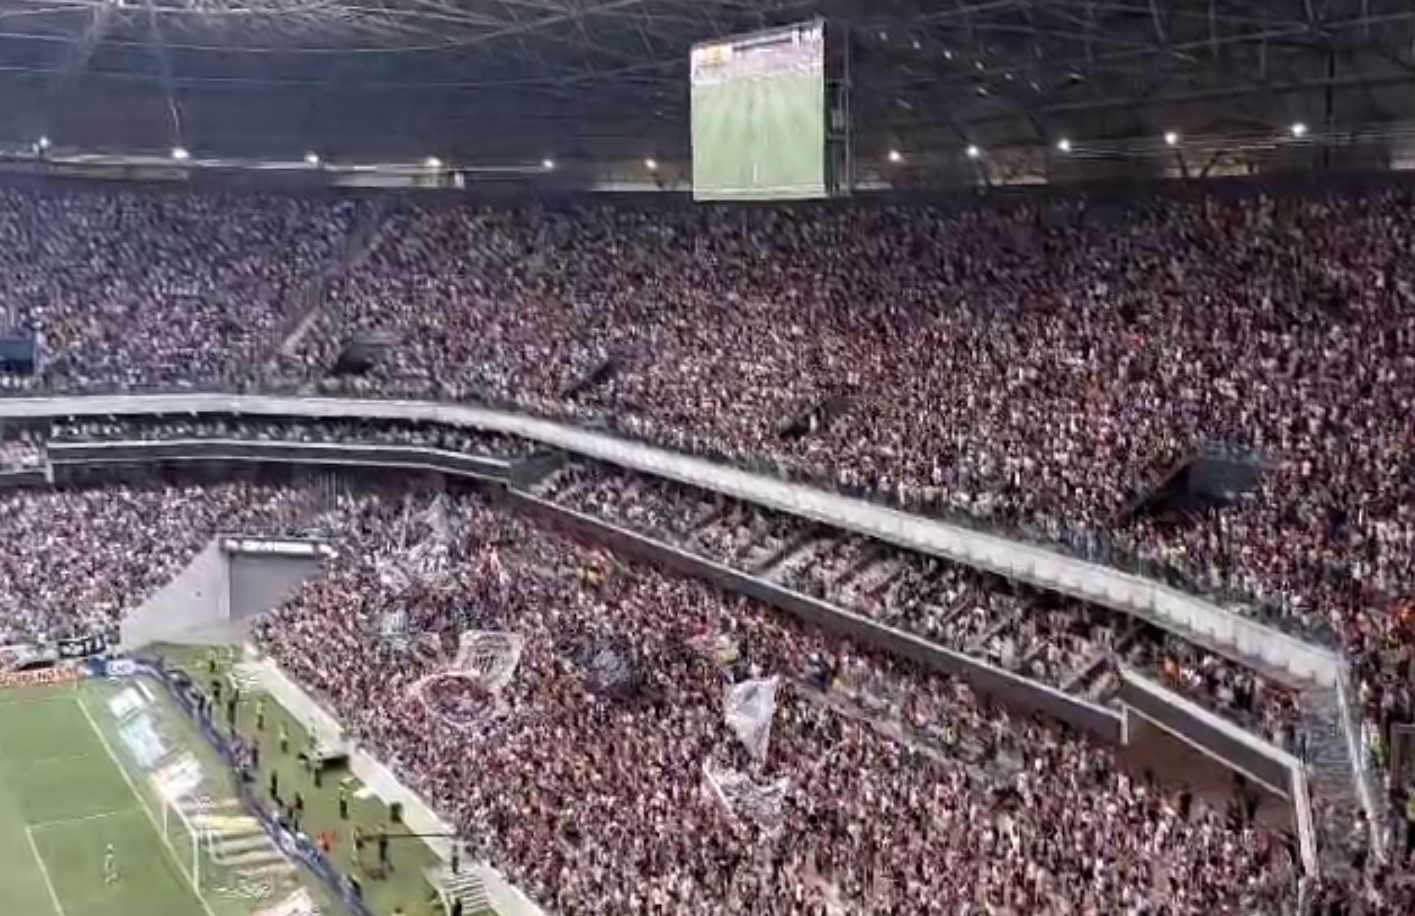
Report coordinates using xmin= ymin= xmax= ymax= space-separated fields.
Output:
xmin=156 ymin=770 xmax=210 ymax=894
xmin=156 ymin=760 xmax=294 ymax=903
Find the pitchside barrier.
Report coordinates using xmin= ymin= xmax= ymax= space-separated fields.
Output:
xmin=244 ymin=649 xmax=546 ymax=916
xmin=90 ymin=654 xmax=378 ymax=916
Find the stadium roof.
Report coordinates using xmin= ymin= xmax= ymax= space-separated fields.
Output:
xmin=0 ymin=0 xmax=1412 ymax=172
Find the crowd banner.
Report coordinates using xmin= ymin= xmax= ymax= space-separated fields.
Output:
xmin=0 ymin=630 xmax=108 ymax=676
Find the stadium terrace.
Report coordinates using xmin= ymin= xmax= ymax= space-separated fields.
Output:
xmin=0 ymin=180 xmax=1406 ymax=915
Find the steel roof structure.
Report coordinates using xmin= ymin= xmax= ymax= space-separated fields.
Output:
xmin=0 ymin=0 xmax=1412 ymax=171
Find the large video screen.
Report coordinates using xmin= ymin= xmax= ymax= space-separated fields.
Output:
xmin=691 ymin=21 xmax=826 ymax=201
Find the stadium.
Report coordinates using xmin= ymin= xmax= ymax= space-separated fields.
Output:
xmin=0 ymin=1 xmax=1412 ymax=915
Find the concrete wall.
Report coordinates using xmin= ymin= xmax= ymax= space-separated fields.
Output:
xmin=47 ymin=439 xmax=512 ymax=482
xmin=510 ymin=491 xmax=1123 ymax=744
xmin=1118 ymin=669 xmax=1317 ymax=875
xmin=121 ymin=538 xmax=229 ymax=650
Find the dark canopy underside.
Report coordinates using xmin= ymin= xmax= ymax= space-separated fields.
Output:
xmin=0 ymin=0 xmax=1411 ymax=173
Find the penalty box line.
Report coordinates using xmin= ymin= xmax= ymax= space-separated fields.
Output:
xmin=29 ymin=806 xmax=141 ymax=832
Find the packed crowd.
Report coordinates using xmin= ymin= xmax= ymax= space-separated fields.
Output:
xmin=0 ymin=188 xmax=1410 ymax=660
xmin=274 ymin=190 xmax=1415 ymax=870
xmin=540 ymin=461 xmax=1305 ymax=744
xmin=0 ymin=481 xmax=330 ymax=646
xmin=0 ymin=470 xmax=1399 ymax=911
xmin=0 ymin=180 xmax=1410 ymax=907
xmin=255 ymin=488 xmax=1309 ymax=916
xmin=0 ymin=184 xmax=357 ymax=390
xmin=48 ymin=415 xmax=532 ymax=459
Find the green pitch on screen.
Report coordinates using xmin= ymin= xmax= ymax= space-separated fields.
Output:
xmin=692 ymin=71 xmax=825 ymax=201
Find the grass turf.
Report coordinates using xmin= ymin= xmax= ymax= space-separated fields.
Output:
xmin=0 ymin=682 xmax=221 ymax=916
xmin=157 ymin=644 xmax=477 ymax=916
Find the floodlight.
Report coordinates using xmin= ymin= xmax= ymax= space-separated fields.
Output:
xmin=1289 ymin=122 xmax=1308 ymax=138
xmin=424 ymin=156 xmax=443 ymax=169
xmin=304 ymin=151 xmax=321 ymax=166
xmin=541 ymin=158 xmax=556 ymax=170
xmin=171 ymin=146 xmax=190 ymax=161
xmin=887 ymin=149 xmax=903 ymax=164
xmin=965 ymin=144 xmax=981 ymax=159
xmin=644 ymin=158 xmax=658 ymax=171
xmin=37 ymin=136 xmax=50 ymax=150
xmin=1163 ymin=131 xmax=1179 ymax=146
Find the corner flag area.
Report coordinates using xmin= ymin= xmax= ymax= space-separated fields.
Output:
xmin=0 ymin=679 xmax=327 ymax=916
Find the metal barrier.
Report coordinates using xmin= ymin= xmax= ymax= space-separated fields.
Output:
xmin=1118 ymin=669 xmax=1318 ymax=875
xmin=2 ymin=392 xmax=1342 ymax=684
xmin=130 ymin=655 xmax=376 ymax=916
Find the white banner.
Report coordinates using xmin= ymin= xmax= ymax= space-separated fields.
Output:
xmin=724 ymin=676 xmax=779 ymax=761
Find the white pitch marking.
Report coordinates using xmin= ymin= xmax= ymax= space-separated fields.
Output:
xmin=23 ymin=825 xmax=68 ymax=916
xmin=29 ymin=807 xmax=136 ymax=832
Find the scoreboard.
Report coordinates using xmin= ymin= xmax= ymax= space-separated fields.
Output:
xmin=690 ymin=21 xmax=827 ymax=201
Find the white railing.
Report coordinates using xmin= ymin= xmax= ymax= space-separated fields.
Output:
xmin=2 ymin=392 xmax=1342 ymax=684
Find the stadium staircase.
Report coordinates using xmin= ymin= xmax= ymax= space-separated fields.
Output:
xmin=777 ymin=395 xmax=852 ymax=441
xmin=229 ymin=662 xmax=266 ymax=694
xmin=273 ymin=197 xmax=398 ymax=362
xmin=562 ymin=355 xmax=621 ymax=400
xmin=427 ymin=865 xmax=492 ymax=915
xmin=1113 ymin=441 xmax=1274 ymax=524
xmin=1296 ymin=683 xmax=1367 ymax=873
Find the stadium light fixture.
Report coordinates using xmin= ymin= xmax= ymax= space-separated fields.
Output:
xmin=424 ymin=156 xmax=443 ymax=169
xmin=1290 ymin=122 xmax=1308 ymax=138
xmin=1056 ymin=138 xmax=1072 ymax=153
xmin=644 ymin=157 xmax=658 ymax=171
xmin=37 ymin=136 xmax=50 ymax=150
xmin=304 ymin=151 xmax=321 ymax=166
xmin=1163 ymin=130 xmax=1179 ymax=146
xmin=887 ymin=149 xmax=903 ymax=164
xmin=171 ymin=146 xmax=190 ymax=161
xmin=541 ymin=158 xmax=556 ymax=171
xmin=965 ymin=144 xmax=981 ymax=159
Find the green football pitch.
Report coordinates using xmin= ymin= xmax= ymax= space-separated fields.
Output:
xmin=0 ymin=682 xmax=218 ymax=916
xmin=0 ymin=656 xmax=488 ymax=916
xmin=0 ymin=676 xmax=349 ymax=916
xmin=156 ymin=645 xmax=480 ymax=916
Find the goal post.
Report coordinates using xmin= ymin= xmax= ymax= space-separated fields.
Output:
xmin=159 ymin=789 xmax=205 ymax=894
